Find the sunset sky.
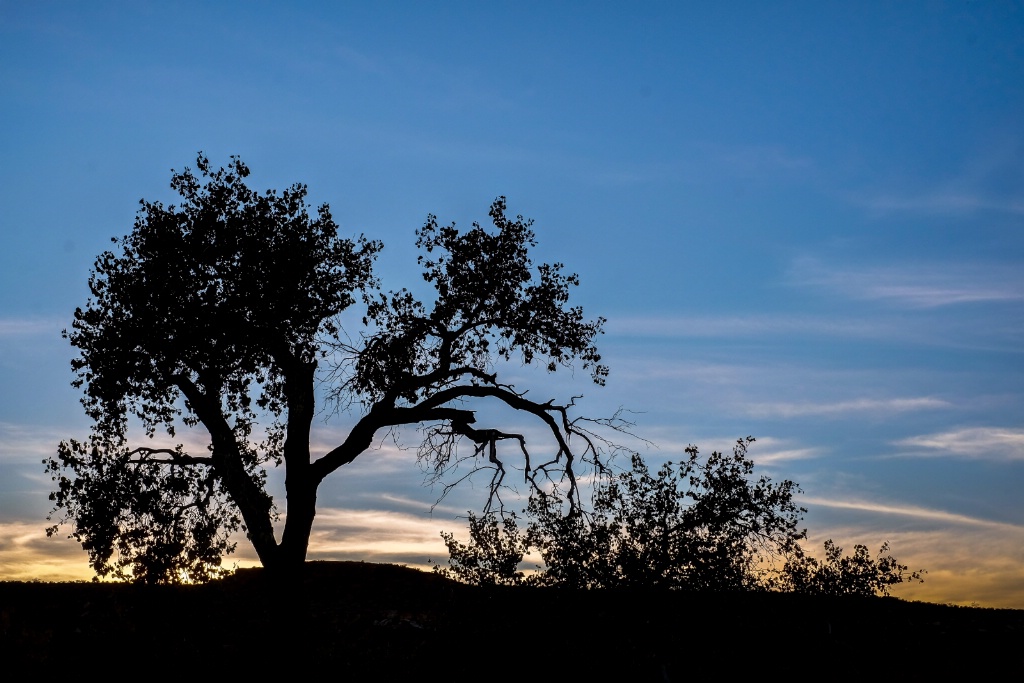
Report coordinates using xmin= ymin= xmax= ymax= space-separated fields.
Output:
xmin=2 ymin=2 xmax=1022 ymax=607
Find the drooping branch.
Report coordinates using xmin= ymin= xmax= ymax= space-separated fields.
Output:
xmin=124 ymin=447 xmax=213 ymax=466
xmin=417 ymin=385 xmax=583 ymax=475
xmin=423 ymin=419 xmax=532 ymax=513
xmin=313 ymin=380 xmax=610 ymax=507
xmin=310 ymin=402 xmax=479 ymax=482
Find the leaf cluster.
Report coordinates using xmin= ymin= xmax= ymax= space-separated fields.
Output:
xmin=346 ymin=196 xmax=606 ymax=405
xmin=437 ymin=513 xmax=531 ymax=588
xmin=46 ymin=437 xmax=241 ymax=584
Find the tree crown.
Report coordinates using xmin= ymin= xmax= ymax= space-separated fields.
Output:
xmin=345 ymin=196 xmax=606 ymax=405
xmin=67 ymin=153 xmax=381 ymax=444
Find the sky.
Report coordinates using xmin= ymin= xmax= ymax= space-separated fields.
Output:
xmin=1 ymin=1 xmax=1022 ymax=607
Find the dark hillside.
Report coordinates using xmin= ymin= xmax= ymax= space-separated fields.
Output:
xmin=2 ymin=562 xmax=1020 ymax=679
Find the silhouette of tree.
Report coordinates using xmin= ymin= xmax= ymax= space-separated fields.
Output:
xmin=438 ymin=438 xmax=924 ymax=596
xmin=777 ymin=539 xmax=925 ymax=597
xmin=46 ymin=154 xmax=613 ymax=583
xmin=437 ymin=512 xmax=531 ymax=587
xmin=438 ymin=438 xmax=807 ymax=590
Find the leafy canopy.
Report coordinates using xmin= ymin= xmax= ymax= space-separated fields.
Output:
xmin=71 ymin=154 xmax=379 ymax=439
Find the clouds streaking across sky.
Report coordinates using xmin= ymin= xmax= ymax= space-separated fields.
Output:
xmin=1 ymin=2 xmax=1021 ymax=606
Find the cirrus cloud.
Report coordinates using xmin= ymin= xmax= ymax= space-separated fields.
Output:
xmin=744 ymin=397 xmax=951 ymax=419
xmin=895 ymin=427 xmax=1024 ymax=461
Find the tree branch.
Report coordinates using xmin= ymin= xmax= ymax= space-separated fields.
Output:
xmin=314 ymin=382 xmax=599 ymax=506
xmin=124 ymin=447 xmax=213 ymax=466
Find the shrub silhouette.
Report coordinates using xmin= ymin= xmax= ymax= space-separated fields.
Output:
xmin=438 ymin=437 xmax=924 ymax=596
xmin=438 ymin=513 xmax=531 ymax=587
xmin=777 ymin=539 xmax=925 ymax=597
xmin=439 ymin=437 xmax=804 ymax=589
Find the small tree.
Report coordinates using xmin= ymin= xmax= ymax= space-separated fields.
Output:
xmin=47 ymin=154 xmax=613 ymax=583
xmin=437 ymin=513 xmax=531 ymax=587
xmin=438 ymin=439 xmax=925 ymax=597
xmin=778 ymin=539 xmax=925 ymax=597
xmin=438 ymin=438 xmax=808 ymax=590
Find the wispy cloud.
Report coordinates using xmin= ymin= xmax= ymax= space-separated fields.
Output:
xmin=895 ymin=427 xmax=1024 ymax=461
xmin=858 ymin=192 xmax=1024 ymax=216
xmin=0 ymin=317 xmax=62 ymax=338
xmin=707 ymin=143 xmax=813 ymax=177
xmin=744 ymin=443 xmax=819 ymax=464
xmin=851 ymin=137 xmax=1024 ymax=219
xmin=788 ymin=258 xmax=1024 ymax=308
xmin=682 ymin=435 xmax=820 ymax=465
xmin=801 ymin=495 xmax=1024 ymax=532
xmin=617 ymin=434 xmax=819 ymax=467
xmin=0 ymin=422 xmax=61 ymax=460
xmin=605 ymin=309 xmax=1023 ymax=354
xmin=0 ymin=521 xmax=95 ymax=582
xmin=745 ymin=397 xmax=950 ymax=419
xmin=304 ymin=507 xmax=454 ymax=568
xmin=606 ymin=313 xmax=898 ymax=339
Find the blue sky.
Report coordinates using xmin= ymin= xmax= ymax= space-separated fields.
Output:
xmin=2 ymin=1 xmax=1022 ymax=606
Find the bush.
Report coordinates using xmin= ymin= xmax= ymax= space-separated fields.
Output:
xmin=440 ymin=438 xmax=803 ymax=590
xmin=777 ymin=539 xmax=925 ymax=597
xmin=437 ymin=512 xmax=530 ymax=587
xmin=437 ymin=438 xmax=925 ymax=597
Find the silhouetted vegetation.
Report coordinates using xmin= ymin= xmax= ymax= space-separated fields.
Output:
xmin=47 ymin=154 xmax=618 ymax=583
xmin=776 ymin=539 xmax=924 ymax=597
xmin=437 ymin=438 xmax=924 ymax=597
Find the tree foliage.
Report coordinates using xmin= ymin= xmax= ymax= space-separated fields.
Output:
xmin=46 ymin=441 xmax=241 ymax=583
xmin=438 ymin=438 xmax=807 ymax=590
xmin=437 ymin=439 xmax=924 ymax=597
xmin=438 ymin=513 xmax=531 ymax=588
xmin=47 ymin=154 xmax=612 ymax=583
xmin=776 ymin=539 xmax=925 ymax=597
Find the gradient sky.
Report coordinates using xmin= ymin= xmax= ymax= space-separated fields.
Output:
xmin=2 ymin=2 xmax=1022 ymax=607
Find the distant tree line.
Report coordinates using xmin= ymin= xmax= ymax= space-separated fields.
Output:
xmin=435 ymin=438 xmax=925 ymax=597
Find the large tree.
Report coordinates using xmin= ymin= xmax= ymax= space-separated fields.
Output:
xmin=47 ymin=154 xmax=610 ymax=583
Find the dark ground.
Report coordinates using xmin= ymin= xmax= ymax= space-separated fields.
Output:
xmin=2 ymin=561 xmax=1021 ymax=679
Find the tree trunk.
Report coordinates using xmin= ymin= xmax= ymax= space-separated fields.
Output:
xmin=265 ymin=356 xmax=320 ymax=579
xmin=275 ymin=482 xmax=317 ymax=576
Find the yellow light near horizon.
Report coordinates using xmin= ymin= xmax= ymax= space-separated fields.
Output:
xmin=5 ymin=513 xmax=1024 ymax=609
xmin=0 ymin=525 xmax=95 ymax=583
